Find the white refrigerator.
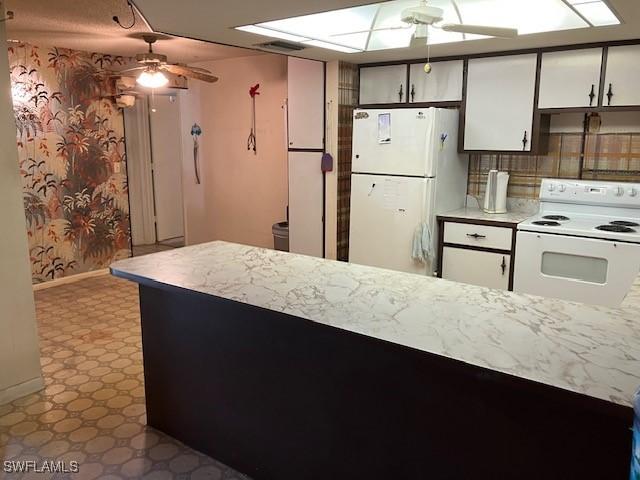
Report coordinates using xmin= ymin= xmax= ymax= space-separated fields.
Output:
xmin=349 ymin=108 xmax=468 ymax=275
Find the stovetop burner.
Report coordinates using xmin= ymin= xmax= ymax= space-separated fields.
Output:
xmin=542 ymin=215 xmax=570 ymax=221
xmin=610 ymin=220 xmax=640 ymax=227
xmin=532 ymin=220 xmax=561 ymax=226
xmin=596 ymin=225 xmax=637 ymax=233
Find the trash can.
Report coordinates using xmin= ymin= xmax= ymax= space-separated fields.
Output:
xmin=272 ymin=221 xmax=289 ymax=252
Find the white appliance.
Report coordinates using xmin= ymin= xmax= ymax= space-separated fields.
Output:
xmin=514 ymin=179 xmax=640 ymax=307
xmin=483 ymin=170 xmax=509 ymax=214
xmin=349 ymin=108 xmax=468 ymax=275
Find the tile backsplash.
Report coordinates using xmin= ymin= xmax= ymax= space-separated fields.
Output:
xmin=469 ymin=131 xmax=640 ymax=199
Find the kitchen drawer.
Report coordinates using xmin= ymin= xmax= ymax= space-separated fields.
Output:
xmin=443 ymin=222 xmax=512 ymax=251
xmin=442 ymin=247 xmax=510 ymax=290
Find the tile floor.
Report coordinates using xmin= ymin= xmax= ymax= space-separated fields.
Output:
xmin=0 ymin=275 xmax=249 ymax=480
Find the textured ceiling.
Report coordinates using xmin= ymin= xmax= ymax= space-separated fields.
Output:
xmin=4 ymin=0 xmax=259 ymax=63
xmin=131 ymin=0 xmax=640 ymax=63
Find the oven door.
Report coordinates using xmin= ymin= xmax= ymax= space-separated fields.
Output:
xmin=513 ymin=231 xmax=640 ymax=307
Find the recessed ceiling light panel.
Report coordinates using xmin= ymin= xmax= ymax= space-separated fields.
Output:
xmin=234 ymin=0 xmax=621 ymax=53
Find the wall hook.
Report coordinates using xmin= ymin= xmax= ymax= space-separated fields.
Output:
xmin=0 ymin=11 xmax=14 ymax=22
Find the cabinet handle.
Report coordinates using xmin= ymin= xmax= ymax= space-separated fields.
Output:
xmin=588 ymin=84 xmax=595 ymax=106
xmin=466 ymin=233 xmax=486 ymax=239
xmin=501 ymin=256 xmax=507 ymax=276
xmin=607 ymin=83 xmax=614 ymax=106
xmin=522 ymin=131 xmax=528 ymax=150
xmin=398 ymin=84 xmax=404 ymax=103
xmin=410 ymin=84 xmax=415 ymax=103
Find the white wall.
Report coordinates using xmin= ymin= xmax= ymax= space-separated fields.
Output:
xmin=178 ymin=54 xmax=289 ymax=248
xmin=0 ymin=4 xmax=43 ymax=404
xmin=178 ymin=81 xmax=207 ymax=246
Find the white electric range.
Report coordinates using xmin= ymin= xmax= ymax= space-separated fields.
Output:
xmin=514 ymin=179 xmax=640 ymax=307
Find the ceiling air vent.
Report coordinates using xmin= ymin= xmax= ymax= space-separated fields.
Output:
xmin=256 ymin=41 xmax=306 ymax=53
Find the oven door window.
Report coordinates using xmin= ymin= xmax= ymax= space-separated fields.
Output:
xmin=541 ymin=252 xmax=608 ymax=284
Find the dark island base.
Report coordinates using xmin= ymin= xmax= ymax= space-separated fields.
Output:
xmin=138 ymin=284 xmax=632 ymax=480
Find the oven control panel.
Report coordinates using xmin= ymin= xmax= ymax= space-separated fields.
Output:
xmin=540 ymin=179 xmax=640 ymax=207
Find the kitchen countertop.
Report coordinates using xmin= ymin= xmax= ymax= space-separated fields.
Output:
xmin=111 ymin=241 xmax=640 ymax=409
xmin=438 ymin=206 xmax=534 ymax=225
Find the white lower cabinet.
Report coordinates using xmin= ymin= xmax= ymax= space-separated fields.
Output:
xmin=442 ymin=247 xmax=510 ymax=290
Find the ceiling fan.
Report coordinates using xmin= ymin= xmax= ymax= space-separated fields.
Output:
xmin=118 ymin=34 xmax=219 ymax=88
xmin=333 ymin=0 xmax=518 ymax=48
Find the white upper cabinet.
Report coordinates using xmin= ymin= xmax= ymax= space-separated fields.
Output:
xmin=538 ymin=48 xmax=603 ymax=109
xmin=463 ymin=54 xmax=538 ymax=152
xmin=359 ymin=64 xmax=408 ymax=104
xmin=409 ymin=60 xmax=463 ymax=103
xmin=287 ymin=57 xmax=324 ymax=149
xmin=604 ymin=45 xmax=640 ymax=107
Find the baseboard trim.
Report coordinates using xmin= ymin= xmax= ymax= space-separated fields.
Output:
xmin=33 ymin=269 xmax=110 ymax=291
xmin=0 ymin=376 xmax=44 ymax=405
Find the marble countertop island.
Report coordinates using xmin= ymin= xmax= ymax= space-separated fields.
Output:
xmin=111 ymin=241 xmax=640 ymax=409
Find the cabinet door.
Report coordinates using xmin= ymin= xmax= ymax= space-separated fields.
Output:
xmin=464 ymin=54 xmax=537 ymax=152
xmin=442 ymin=247 xmax=510 ymax=290
xmin=604 ymin=45 xmax=640 ymax=107
xmin=538 ymin=48 xmax=603 ymax=108
xmin=359 ymin=65 xmax=408 ymax=105
xmin=409 ymin=60 xmax=463 ymax=103
xmin=288 ymin=57 xmax=324 ymax=149
xmin=288 ymin=152 xmax=323 ymax=257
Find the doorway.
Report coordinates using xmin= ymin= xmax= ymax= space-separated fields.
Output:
xmin=124 ymin=94 xmax=185 ymax=256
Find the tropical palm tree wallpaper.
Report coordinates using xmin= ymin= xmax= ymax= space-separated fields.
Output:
xmin=9 ymin=43 xmax=132 ymax=283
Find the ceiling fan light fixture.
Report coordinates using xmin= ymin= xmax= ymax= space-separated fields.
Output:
xmin=137 ymin=69 xmax=169 ymax=88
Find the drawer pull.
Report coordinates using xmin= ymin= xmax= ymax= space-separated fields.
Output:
xmin=501 ymin=256 xmax=507 ymax=276
xmin=607 ymin=83 xmax=614 ymax=106
xmin=466 ymin=233 xmax=486 ymax=239
xmin=588 ymin=84 xmax=595 ymax=106
xmin=398 ymin=84 xmax=404 ymax=103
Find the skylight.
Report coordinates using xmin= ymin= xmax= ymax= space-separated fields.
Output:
xmin=234 ymin=0 xmax=620 ymax=53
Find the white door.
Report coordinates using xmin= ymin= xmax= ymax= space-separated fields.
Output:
xmin=287 ymin=57 xmax=324 ymax=149
xmin=538 ymin=48 xmax=603 ymax=108
xmin=604 ymin=45 xmax=640 ymax=107
xmin=514 ymin=231 xmax=640 ymax=307
xmin=409 ymin=60 xmax=463 ymax=103
xmin=148 ymin=95 xmax=185 ymax=242
xmin=464 ymin=54 xmax=537 ymax=152
xmin=359 ymin=65 xmax=408 ymax=104
xmin=442 ymin=247 xmax=510 ymax=290
xmin=288 ymin=151 xmax=323 ymax=257
xmin=352 ymin=108 xmax=436 ymax=177
xmin=123 ymin=99 xmax=156 ymax=246
xmin=349 ymin=174 xmax=433 ymax=275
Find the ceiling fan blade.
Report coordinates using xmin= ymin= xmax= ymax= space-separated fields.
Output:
xmin=112 ymin=66 xmax=145 ymax=75
xmin=162 ymin=64 xmax=219 ymax=83
xmin=179 ymin=65 xmax=214 ymax=74
xmin=440 ymin=24 xmax=518 ymax=38
xmin=331 ymin=25 xmax=412 ymax=37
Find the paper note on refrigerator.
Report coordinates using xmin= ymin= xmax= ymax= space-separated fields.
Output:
xmin=383 ymin=178 xmax=408 ymax=212
xmin=377 ymin=113 xmax=391 ymax=144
